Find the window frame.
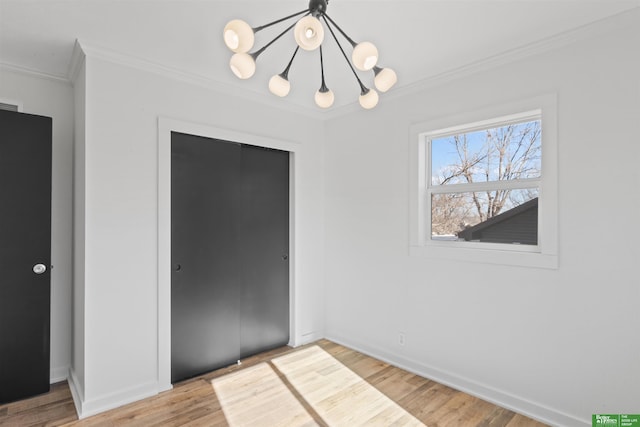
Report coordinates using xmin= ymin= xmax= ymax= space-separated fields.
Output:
xmin=409 ymin=94 xmax=558 ymax=269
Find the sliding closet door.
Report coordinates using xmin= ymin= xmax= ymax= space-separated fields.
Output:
xmin=239 ymin=146 xmax=289 ymax=357
xmin=171 ymin=132 xmax=242 ymax=383
xmin=171 ymin=132 xmax=290 ymax=383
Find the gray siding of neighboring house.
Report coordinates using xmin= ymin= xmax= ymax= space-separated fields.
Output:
xmin=458 ymin=198 xmax=538 ymax=245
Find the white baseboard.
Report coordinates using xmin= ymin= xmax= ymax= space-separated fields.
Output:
xmin=290 ymin=330 xmax=324 ymax=348
xmin=50 ymin=365 xmax=69 ymax=384
xmin=325 ymin=333 xmax=589 ymax=427
xmin=67 ymin=368 xmax=84 ymax=419
xmin=67 ymin=368 xmax=160 ymax=420
xmin=300 ymin=330 xmax=324 ymax=345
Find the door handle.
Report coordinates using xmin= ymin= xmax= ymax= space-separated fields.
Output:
xmin=33 ymin=264 xmax=47 ymax=274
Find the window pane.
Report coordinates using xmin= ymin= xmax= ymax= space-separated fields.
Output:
xmin=430 ymin=189 xmax=539 ymax=245
xmin=431 ymin=120 xmax=541 ymax=186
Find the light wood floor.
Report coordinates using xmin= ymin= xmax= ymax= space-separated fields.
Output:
xmin=0 ymin=340 xmax=548 ymax=426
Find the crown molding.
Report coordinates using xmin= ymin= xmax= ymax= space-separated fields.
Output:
xmin=0 ymin=62 xmax=71 ymax=85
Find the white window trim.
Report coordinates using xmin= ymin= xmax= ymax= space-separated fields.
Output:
xmin=409 ymin=94 xmax=558 ymax=269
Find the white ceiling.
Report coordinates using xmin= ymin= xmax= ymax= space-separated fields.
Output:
xmin=1 ymin=0 xmax=638 ymax=111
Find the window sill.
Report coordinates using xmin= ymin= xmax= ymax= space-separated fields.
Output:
xmin=409 ymin=244 xmax=558 ymax=269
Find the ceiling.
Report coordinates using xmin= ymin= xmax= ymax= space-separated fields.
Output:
xmin=1 ymin=0 xmax=638 ymax=112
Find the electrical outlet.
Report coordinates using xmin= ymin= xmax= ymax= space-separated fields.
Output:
xmin=398 ymin=333 xmax=405 ymax=346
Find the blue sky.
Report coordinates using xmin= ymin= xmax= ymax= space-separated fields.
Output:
xmin=430 ymin=120 xmax=541 ymax=185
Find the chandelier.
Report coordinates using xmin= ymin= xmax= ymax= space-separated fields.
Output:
xmin=222 ymin=0 xmax=397 ymax=109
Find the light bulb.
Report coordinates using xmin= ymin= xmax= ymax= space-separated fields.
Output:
xmin=229 ymin=53 xmax=256 ymax=79
xmin=223 ymin=20 xmax=255 ymax=53
xmin=294 ymin=16 xmax=324 ymax=51
xmin=374 ymin=67 xmax=397 ymax=92
xmin=352 ymin=42 xmax=378 ymax=71
xmin=315 ymin=89 xmax=335 ymax=108
xmin=269 ymin=74 xmax=291 ymax=97
xmin=359 ymin=89 xmax=379 ymax=109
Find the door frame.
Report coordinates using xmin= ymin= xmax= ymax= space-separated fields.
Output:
xmin=157 ymin=117 xmax=299 ymax=391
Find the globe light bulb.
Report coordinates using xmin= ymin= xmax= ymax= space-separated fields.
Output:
xmin=359 ymin=88 xmax=379 ymax=109
xmin=229 ymin=53 xmax=256 ymax=79
xmin=269 ymin=74 xmax=291 ymax=97
xmin=352 ymin=42 xmax=378 ymax=71
xmin=374 ymin=67 xmax=397 ymax=92
xmin=294 ymin=16 xmax=324 ymax=51
xmin=315 ymin=89 xmax=335 ymax=108
xmin=223 ymin=20 xmax=255 ymax=53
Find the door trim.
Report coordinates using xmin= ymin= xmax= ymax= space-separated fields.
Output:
xmin=157 ymin=117 xmax=299 ymax=391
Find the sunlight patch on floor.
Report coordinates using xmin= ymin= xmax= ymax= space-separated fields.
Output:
xmin=272 ymin=346 xmax=426 ymax=426
xmin=212 ymin=345 xmax=425 ymax=426
xmin=212 ymin=362 xmax=318 ymax=427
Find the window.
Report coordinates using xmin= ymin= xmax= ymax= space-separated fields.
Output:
xmin=430 ymin=115 xmax=541 ymax=245
xmin=409 ymin=95 xmax=558 ymax=268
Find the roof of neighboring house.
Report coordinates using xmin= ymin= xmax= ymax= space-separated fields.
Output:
xmin=457 ymin=197 xmax=538 ymax=243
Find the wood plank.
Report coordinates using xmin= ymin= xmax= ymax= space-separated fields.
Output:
xmin=506 ymin=413 xmax=550 ymax=427
xmin=0 ymin=340 xmax=549 ymax=427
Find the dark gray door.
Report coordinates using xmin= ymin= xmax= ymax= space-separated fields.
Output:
xmin=0 ymin=110 xmax=51 ymax=403
xmin=171 ymin=132 xmax=289 ymax=383
xmin=239 ymin=146 xmax=290 ymax=358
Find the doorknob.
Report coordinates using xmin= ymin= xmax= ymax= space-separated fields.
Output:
xmin=33 ymin=264 xmax=47 ymax=274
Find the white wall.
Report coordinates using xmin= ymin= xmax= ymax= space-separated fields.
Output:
xmin=0 ymin=68 xmax=74 ymax=383
xmin=324 ymin=11 xmax=639 ymax=427
xmin=70 ymin=45 xmax=326 ymax=417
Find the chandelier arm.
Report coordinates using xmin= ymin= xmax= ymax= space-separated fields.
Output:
xmin=319 ymin=45 xmax=328 ymax=92
xmin=252 ymin=15 xmax=309 ymax=59
xmin=323 ymin=13 xmax=357 ymax=48
xmin=253 ymin=9 xmax=309 ymax=32
xmin=281 ymin=46 xmax=300 ymax=78
xmin=321 ymin=15 xmax=368 ymax=94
